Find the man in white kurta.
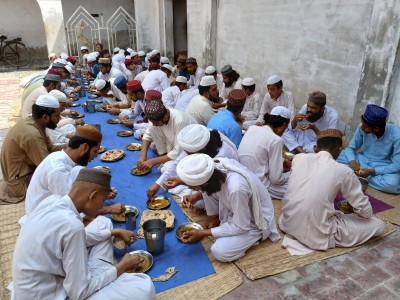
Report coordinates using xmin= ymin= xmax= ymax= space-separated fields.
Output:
xmin=256 ymin=75 xmax=295 ymax=124
xmin=161 ymin=76 xmax=188 ymax=108
xmin=282 ymin=91 xmax=339 ymax=153
xmin=96 ymin=58 xmax=126 ymax=83
xmin=21 ymin=74 xmax=61 ymax=119
xmin=186 ymin=57 xmax=205 ymax=89
xmin=205 ymin=66 xmax=224 ymax=93
xmin=239 ymin=106 xmax=291 ymax=199
xmin=279 ymin=129 xmax=385 ymax=250
xmin=219 ymin=65 xmax=242 ymax=101
xmin=13 ymin=169 xmax=154 ymax=300
xmin=185 ymin=76 xmax=220 ymax=125
xmin=174 ymin=88 xmax=199 ymax=111
xmin=138 ymin=99 xmax=197 ymax=172
xmin=176 ymin=154 xmax=280 ymax=262
xmin=240 ymin=78 xmax=263 ymax=130
xmin=141 ymin=65 xmax=171 ymax=92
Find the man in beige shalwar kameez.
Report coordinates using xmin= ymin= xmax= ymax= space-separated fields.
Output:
xmin=279 ymin=129 xmax=384 ymax=250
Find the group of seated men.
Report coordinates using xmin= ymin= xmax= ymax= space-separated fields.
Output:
xmin=1 ymin=44 xmax=399 ymax=299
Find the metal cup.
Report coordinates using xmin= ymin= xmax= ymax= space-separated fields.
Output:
xmin=125 ymin=211 xmax=137 ymax=231
xmin=79 ymin=87 xmax=86 ymax=97
xmin=86 ymin=100 xmax=96 ymax=113
xmin=143 ymin=219 xmax=166 ymax=255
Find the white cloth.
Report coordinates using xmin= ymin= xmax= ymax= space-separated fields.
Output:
xmin=220 ymin=78 xmax=242 ymax=101
xmin=142 ymin=69 xmax=170 ymax=92
xmin=185 ymin=94 xmax=215 ymax=125
xmin=25 ymin=150 xmax=83 ymax=216
xmin=216 ymin=74 xmax=224 ymax=94
xmin=134 ymin=70 xmax=149 ymax=82
xmin=142 ymin=109 xmax=197 ymax=160
xmin=174 ymin=88 xmax=199 ymax=111
xmin=187 ymin=67 xmax=205 ymax=89
xmin=177 ymin=124 xmax=210 ymax=152
xmin=126 ymin=65 xmax=143 ymax=81
xmin=162 ymin=85 xmax=182 ymax=108
xmin=109 ymin=78 xmax=128 ymax=104
xmin=46 ymin=124 xmax=75 ymax=145
xmin=202 ymin=158 xmax=280 ymax=261
xmin=97 ymin=67 xmax=126 ymax=82
xmin=256 ymin=91 xmax=295 ymax=123
xmin=238 ymin=125 xmax=289 ymax=199
xmin=241 ymin=92 xmax=262 ymax=121
xmin=13 ymin=195 xmax=155 ymax=299
xmin=278 ymin=151 xmax=385 ymax=250
xmin=22 ymin=86 xmax=48 ymax=119
xmin=282 ymin=234 xmax=315 ymax=255
xmin=282 ymin=105 xmax=339 ymax=153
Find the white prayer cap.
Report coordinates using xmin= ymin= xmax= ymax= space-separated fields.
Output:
xmin=127 ymin=48 xmax=134 ymax=54
xmin=54 ymin=58 xmax=67 ymax=65
xmin=200 ymin=75 xmax=216 ymax=87
xmin=178 ymin=124 xmax=211 ymax=153
xmin=266 ymin=75 xmax=282 ymax=85
xmin=151 ymin=49 xmax=160 ymax=55
xmin=242 ymin=77 xmax=255 ymax=86
xmin=113 ymin=47 xmax=120 ymax=53
xmin=160 ymin=56 xmax=170 ymax=64
xmin=49 ymin=89 xmax=68 ymax=103
xmin=138 ymin=50 xmax=146 ymax=56
xmin=80 ymin=46 xmax=88 ymax=51
xmin=95 ymin=79 xmax=106 ymax=90
xmin=161 ymin=64 xmax=172 ymax=72
xmin=82 ymin=54 xmax=89 ymax=61
xmin=64 ymin=64 xmax=73 ymax=74
xmin=130 ymin=51 xmax=138 ymax=58
xmin=177 ymin=153 xmax=215 ymax=186
xmin=175 ymin=76 xmax=187 ymax=84
xmin=60 ymin=53 xmax=69 ymax=60
xmin=205 ymin=66 xmax=216 ymax=75
xmin=271 ymin=106 xmax=291 ymax=119
xmin=36 ymin=94 xmax=60 ymax=109
xmin=67 ymin=62 xmax=74 ymax=69
xmin=87 ymin=53 xmax=97 ymax=62
xmin=119 ymin=49 xmax=125 ymax=55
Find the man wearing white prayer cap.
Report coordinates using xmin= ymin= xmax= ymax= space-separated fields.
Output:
xmin=160 ymin=56 xmax=170 ymax=65
xmin=238 ymin=106 xmax=291 ymax=199
xmin=241 ymin=77 xmax=263 ymax=130
xmin=256 ymin=75 xmax=295 ymax=125
xmin=205 ymin=65 xmax=224 ymax=93
xmin=185 ymin=75 xmax=220 ymax=125
xmin=186 ymin=57 xmax=205 ymax=89
xmin=141 ymin=63 xmax=171 ymax=92
xmin=0 ymin=94 xmax=65 ymax=200
xmin=146 ymin=124 xmax=238 ymax=202
xmin=80 ymin=46 xmax=89 ymax=53
xmin=175 ymin=154 xmax=280 ymax=262
xmin=161 ymin=75 xmax=187 ymax=108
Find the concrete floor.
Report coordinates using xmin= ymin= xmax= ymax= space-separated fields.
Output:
xmin=0 ymin=71 xmax=399 ymax=300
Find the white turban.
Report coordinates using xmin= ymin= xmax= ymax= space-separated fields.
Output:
xmin=178 ymin=124 xmax=211 ymax=153
xmin=49 ymin=90 xmax=68 ymax=103
xmin=36 ymin=94 xmax=60 ymax=108
xmin=95 ymin=79 xmax=106 ymax=90
xmin=176 ymin=154 xmax=215 ymax=186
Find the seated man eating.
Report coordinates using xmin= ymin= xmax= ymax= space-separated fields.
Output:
xmin=337 ymin=104 xmax=400 ymax=194
xmin=279 ymin=129 xmax=385 ymax=250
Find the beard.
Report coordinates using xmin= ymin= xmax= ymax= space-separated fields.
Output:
xmin=307 ymin=110 xmax=324 ymax=123
xmin=46 ymin=120 xmax=57 ymax=130
xmin=77 ymin=149 xmax=91 ymax=166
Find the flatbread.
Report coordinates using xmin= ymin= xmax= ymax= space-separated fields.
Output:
xmin=100 ymin=149 xmax=125 ymax=162
xmin=151 ymin=267 xmax=178 ymax=282
xmin=136 ymin=210 xmax=175 ymax=238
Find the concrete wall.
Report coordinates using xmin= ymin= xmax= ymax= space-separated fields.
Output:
xmin=187 ymin=0 xmax=400 ymax=131
xmin=61 ymin=0 xmax=135 ymax=54
xmin=0 ymin=0 xmax=48 ymax=67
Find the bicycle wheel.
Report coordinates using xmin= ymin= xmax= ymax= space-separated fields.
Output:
xmin=3 ymin=41 xmax=31 ymax=67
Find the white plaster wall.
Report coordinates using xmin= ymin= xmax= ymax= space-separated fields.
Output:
xmin=0 ymin=0 xmax=47 ymax=65
xmin=134 ymin=0 xmax=161 ymax=52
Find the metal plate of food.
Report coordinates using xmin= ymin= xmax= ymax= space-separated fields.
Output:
xmin=113 ymin=237 xmax=126 ymax=249
xmin=126 ymin=143 xmax=142 ymax=151
xmin=98 ymin=145 xmax=106 ymax=153
xmin=111 ymin=205 xmax=139 ymax=222
xmin=100 ymin=149 xmax=125 ymax=162
xmin=176 ymin=222 xmax=204 ymax=241
xmin=88 ymin=94 xmax=100 ymax=99
xmin=146 ymin=196 xmax=171 ymax=210
xmin=337 ymin=200 xmax=354 ymax=214
xmin=69 ymin=103 xmax=80 ymax=107
xmin=128 ymin=250 xmax=153 ymax=273
xmin=130 ymin=166 xmax=151 ymax=176
xmin=74 ymin=113 xmax=85 ymax=119
xmin=93 ymin=166 xmax=111 ymax=173
xmin=283 ymin=152 xmax=295 ymax=161
xmin=117 ymin=130 xmax=133 ymax=137
xmin=107 ymin=118 xmax=120 ymax=124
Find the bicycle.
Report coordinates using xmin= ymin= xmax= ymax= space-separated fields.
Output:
xmin=0 ymin=35 xmax=31 ymax=68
